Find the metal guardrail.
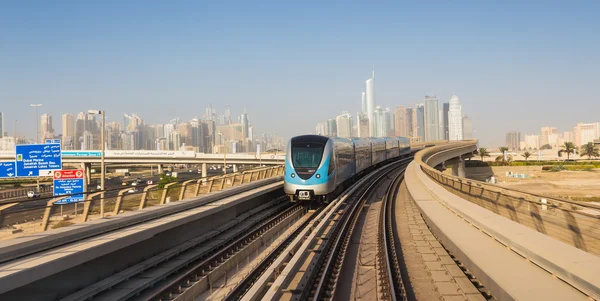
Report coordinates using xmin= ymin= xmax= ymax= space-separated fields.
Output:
xmin=415 ymin=143 xmax=600 ymax=256
xmin=0 ymin=165 xmax=284 ymax=235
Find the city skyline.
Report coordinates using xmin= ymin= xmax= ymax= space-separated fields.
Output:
xmin=1 ymin=2 xmax=599 ymax=147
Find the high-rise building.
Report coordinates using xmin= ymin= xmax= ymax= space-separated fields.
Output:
xmin=442 ymin=102 xmax=450 ymax=140
xmin=356 ymin=113 xmax=369 ymax=138
xmin=394 ymin=106 xmax=409 ymax=137
xmin=170 ymin=131 xmax=181 ymax=150
xmin=574 ymin=122 xmax=600 ymax=147
xmin=540 ymin=126 xmax=558 ymax=147
xmin=224 ymin=105 xmax=231 ymax=124
xmin=424 ymin=96 xmax=440 ymax=142
xmin=336 ymin=112 xmax=353 ymax=138
xmin=416 ymin=104 xmax=425 ymax=141
xmin=316 ymin=122 xmax=328 ymax=136
xmin=563 ymin=131 xmax=573 ymax=143
xmin=241 ymin=112 xmax=249 ymax=139
xmin=462 ymin=115 xmax=473 ymax=140
xmin=524 ymin=135 xmax=540 ymax=150
xmin=406 ymin=108 xmax=417 ymax=137
xmin=327 ymin=119 xmax=337 ymax=137
xmin=384 ymin=107 xmax=394 ymax=137
xmin=361 ymin=92 xmax=367 ymax=114
xmin=374 ymin=106 xmax=385 ymax=137
xmin=365 ymin=71 xmax=376 ymax=137
xmin=0 ymin=112 xmax=4 ymax=138
xmin=448 ymin=95 xmax=463 ymax=141
xmin=505 ymin=131 xmax=522 ymax=150
xmin=61 ymin=114 xmax=75 ymax=150
xmin=41 ymin=113 xmax=54 ymax=140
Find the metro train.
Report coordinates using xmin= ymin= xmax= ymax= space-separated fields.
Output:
xmin=284 ymin=135 xmax=411 ymax=202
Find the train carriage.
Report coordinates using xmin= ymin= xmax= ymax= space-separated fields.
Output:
xmin=352 ymin=138 xmax=372 ymax=175
xmin=384 ymin=137 xmax=401 ymax=160
xmin=368 ymin=138 xmax=387 ymax=166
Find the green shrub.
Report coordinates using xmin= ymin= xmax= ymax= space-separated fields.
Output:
xmin=157 ymin=174 xmax=177 ymax=189
xmin=549 ymin=165 xmax=566 ymax=172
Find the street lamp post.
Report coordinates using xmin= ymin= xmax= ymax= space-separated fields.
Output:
xmin=88 ymin=110 xmax=105 ymax=218
xmin=30 ymin=104 xmax=42 ymax=143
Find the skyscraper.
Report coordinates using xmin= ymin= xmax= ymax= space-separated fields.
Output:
xmin=361 ymin=92 xmax=367 ymax=114
xmin=0 ymin=112 xmax=4 ymax=138
xmin=327 ymin=119 xmax=338 ymax=137
xmin=416 ymin=104 xmax=425 ymax=142
xmin=442 ymin=102 xmax=450 ymax=140
xmin=335 ymin=112 xmax=352 ymax=138
xmin=316 ymin=122 xmax=328 ymax=136
xmin=356 ymin=113 xmax=369 ymax=138
xmin=462 ymin=115 xmax=473 ymax=140
xmin=224 ymin=105 xmax=231 ymax=124
xmin=241 ymin=112 xmax=249 ymax=139
xmin=406 ymin=107 xmax=414 ymax=138
xmin=394 ymin=106 xmax=408 ymax=137
xmin=424 ymin=95 xmax=440 ymax=142
xmin=365 ymin=71 xmax=376 ymax=137
xmin=506 ymin=132 xmax=522 ymax=150
xmin=62 ymin=114 xmax=75 ymax=150
xmin=41 ymin=114 xmax=54 ymax=140
xmin=448 ymin=95 xmax=463 ymax=141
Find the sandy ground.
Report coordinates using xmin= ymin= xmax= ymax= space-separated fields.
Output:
xmin=464 ymin=166 xmax=600 ymax=199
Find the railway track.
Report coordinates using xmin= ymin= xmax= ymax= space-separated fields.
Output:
xmin=253 ymin=159 xmax=410 ymax=301
xmin=60 ymin=196 xmax=295 ymax=301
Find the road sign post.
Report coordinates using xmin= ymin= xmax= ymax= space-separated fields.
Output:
xmin=53 ymin=170 xmax=85 ymax=205
xmin=15 ymin=143 xmax=62 ymax=177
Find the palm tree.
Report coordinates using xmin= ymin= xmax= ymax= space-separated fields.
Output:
xmin=498 ymin=147 xmax=509 ymax=165
xmin=523 ymin=151 xmax=532 ymax=162
xmin=559 ymin=142 xmax=576 ymax=160
xmin=478 ymin=147 xmax=490 ymax=162
xmin=580 ymin=142 xmax=599 ymax=159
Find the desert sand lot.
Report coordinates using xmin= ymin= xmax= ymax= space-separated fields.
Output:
xmin=463 ymin=165 xmax=600 ymax=200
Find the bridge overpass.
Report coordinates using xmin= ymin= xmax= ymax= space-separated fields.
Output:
xmin=405 ymin=140 xmax=600 ymax=300
xmin=0 ymin=141 xmax=598 ymax=300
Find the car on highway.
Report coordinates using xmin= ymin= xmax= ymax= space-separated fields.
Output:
xmin=127 ymin=188 xmax=138 ymax=194
xmin=27 ymin=191 xmax=40 ymax=198
xmin=131 ymin=181 xmax=137 ymax=186
xmin=122 ymin=181 xmax=128 ymax=186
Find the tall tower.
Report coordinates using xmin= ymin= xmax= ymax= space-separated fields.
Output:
xmin=448 ymin=95 xmax=463 ymax=141
xmin=62 ymin=114 xmax=75 ymax=150
xmin=361 ymin=92 xmax=367 ymax=114
xmin=424 ymin=95 xmax=440 ymax=142
xmin=365 ymin=70 xmax=376 ymax=137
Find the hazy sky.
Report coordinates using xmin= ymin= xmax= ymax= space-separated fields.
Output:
xmin=1 ymin=1 xmax=599 ymax=147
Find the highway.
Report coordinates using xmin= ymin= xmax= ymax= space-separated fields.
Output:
xmin=0 ymin=168 xmax=229 ymax=228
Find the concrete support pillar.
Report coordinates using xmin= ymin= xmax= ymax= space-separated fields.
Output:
xmin=139 ymin=184 xmax=158 ymax=210
xmin=113 ymin=189 xmax=129 ymax=215
xmin=157 ymin=164 xmax=163 ymax=174
xmin=81 ymin=162 xmax=91 ymax=191
xmin=179 ymin=180 xmax=195 ymax=201
xmin=458 ymin=159 xmax=466 ymax=178
xmin=233 ymin=164 xmax=238 ymax=173
xmin=450 ymin=159 xmax=466 ymax=178
xmin=201 ymin=163 xmax=207 ymax=178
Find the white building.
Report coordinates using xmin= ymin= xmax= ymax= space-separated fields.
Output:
xmin=448 ymin=95 xmax=463 ymax=141
xmin=524 ymin=135 xmax=540 ymax=150
xmin=365 ymin=71 xmax=376 ymax=137
xmin=335 ymin=112 xmax=353 ymax=138
xmin=0 ymin=137 xmax=15 ymax=151
xmin=574 ymin=122 xmax=600 ymax=147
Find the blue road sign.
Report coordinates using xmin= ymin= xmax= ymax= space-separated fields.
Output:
xmin=0 ymin=162 xmax=16 ymax=178
xmin=61 ymin=151 xmax=101 ymax=157
xmin=54 ymin=169 xmax=85 ymax=204
xmin=45 ymin=139 xmax=61 ymax=144
xmin=16 ymin=144 xmax=62 ymax=177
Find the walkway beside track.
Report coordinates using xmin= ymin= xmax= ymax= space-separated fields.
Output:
xmin=394 ymin=180 xmax=486 ymax=301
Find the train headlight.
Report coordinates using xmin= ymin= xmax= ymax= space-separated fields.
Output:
xmin=315 ymin=174 xmax=321 ymax=179
xmin=291 ymin=173 xmax=296 ymax=178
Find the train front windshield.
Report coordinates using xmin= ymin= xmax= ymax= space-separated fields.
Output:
xmin=291 ymin=144 xmax=324 ymax=169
